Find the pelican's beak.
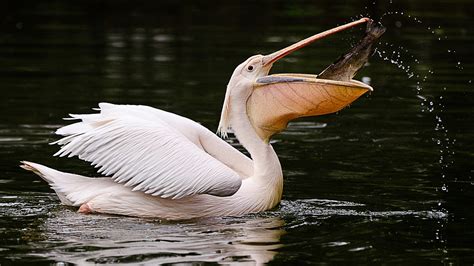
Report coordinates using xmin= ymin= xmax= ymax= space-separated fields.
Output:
xmin=261 ymin=18 xmax=370 ymax=67
xmin=248 ymin=18 xmax=373 ymax=142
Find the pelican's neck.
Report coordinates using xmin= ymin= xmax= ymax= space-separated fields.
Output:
xmin=231 ymin=100 xmax=283 ymax=184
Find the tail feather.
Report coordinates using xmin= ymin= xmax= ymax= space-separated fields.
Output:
xmin=21 ymin=161 xmax=75 ymax=205
xmin=20 ymin=161 xmax=117 ymax=207
xmin=21 ymin=161 xmax=62 ymax=184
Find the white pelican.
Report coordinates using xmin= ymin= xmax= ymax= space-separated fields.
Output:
xmin=21 ymin=18 xmax=373 ymax=220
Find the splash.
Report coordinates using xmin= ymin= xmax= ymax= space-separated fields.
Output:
xmin=273 ymin=199 xmax=448 ymax=229
xmin=363 ymin=8 xmax=466 ymax=257
xmin=366 ymin=12 xmax=461 ymax=212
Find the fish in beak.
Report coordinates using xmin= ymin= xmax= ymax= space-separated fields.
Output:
xmin=247 ymin=18 xmax=385 ymax=142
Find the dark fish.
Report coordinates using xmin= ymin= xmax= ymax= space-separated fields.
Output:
xmin=318 ymin=19 xmax=386 ymax=81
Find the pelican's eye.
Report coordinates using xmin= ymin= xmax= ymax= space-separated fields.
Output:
xmin=247 ymin=65 xmax=254 ymax=72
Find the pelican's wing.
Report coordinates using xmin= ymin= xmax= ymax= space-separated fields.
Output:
xmin=53 ymin=103 xmax=243 ymax=199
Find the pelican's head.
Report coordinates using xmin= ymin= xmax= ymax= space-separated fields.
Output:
xmin=216 ymin=54 xmax=270 ymax=138
xmin=218 ymin=18 xmax=373 ymax=142
xmin=225 ymin=54 xmax=273 ymax=96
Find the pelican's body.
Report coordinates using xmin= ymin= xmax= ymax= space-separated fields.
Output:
xmin=23 ymin=103 xmax=283 ymax=219
xmin=22 ymin=18 xmax=373 ymax=220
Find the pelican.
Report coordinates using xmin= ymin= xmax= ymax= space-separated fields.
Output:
xmin=21 ymin=18 xmax=373 ymax=220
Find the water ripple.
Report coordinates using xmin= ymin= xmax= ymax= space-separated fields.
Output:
xmin=0 ymin=193 xmax=448 ymax=264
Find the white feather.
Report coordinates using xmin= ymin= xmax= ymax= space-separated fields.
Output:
xmin=53 ymin=103 xmax=245 ymax=199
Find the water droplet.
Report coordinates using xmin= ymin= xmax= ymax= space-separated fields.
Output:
xmin=362 ymin=76 xmax=371 ymax=85
xmin=417 ymin=95 xmax=427 ymax=101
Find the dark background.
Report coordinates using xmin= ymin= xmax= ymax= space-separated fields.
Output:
xmin=1 ymin=0 xmax=473 ymax=264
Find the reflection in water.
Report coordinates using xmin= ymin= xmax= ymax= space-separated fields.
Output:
xmin=34 ymin=208 xmax=284 ymax=265
xmin=3 ymin=193 xmax=449 ymax=264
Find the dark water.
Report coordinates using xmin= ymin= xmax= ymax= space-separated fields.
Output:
xmin=1 ymin=0 xmax=473 ymax=264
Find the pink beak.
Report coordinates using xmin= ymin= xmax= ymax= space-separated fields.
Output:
xmin=262 ymin=17 xmax=371 ymax=67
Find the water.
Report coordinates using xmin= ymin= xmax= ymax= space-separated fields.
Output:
xmin=1 ymin=0 xmax=473 ymax=264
